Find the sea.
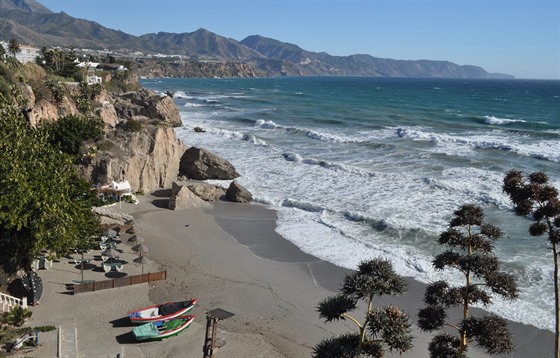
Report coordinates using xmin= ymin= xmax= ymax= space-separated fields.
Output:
xmin=141 ymin=76 xmax=560 ymax=332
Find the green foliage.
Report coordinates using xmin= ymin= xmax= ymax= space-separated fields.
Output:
xmin=0 ymin=326 xmax=32 ymax=347
xmin=418 ymin=204 xmax=517 ymax=357
xmin=36 ymin=47 xmax=83 ymax=81
xmin=313 ymin=333 xmax=364 ymax=358
xmin=503 ymin=170 xmax=560 ymax=357
xmin=0 ymin=63 xmax=14 ymax=99
xmin=0 ymin=92 xmax=101 ymax=272
xmin=74 ymin=82 xmax=102 ymax=114
xmin=428 ymin=334 xmax=466 ymax=358
xmin=123 ymin=118 xmax=143 ymax=132
xmin=7 ymin=39 xmax=20 ymax=59
xmin=33 ymin=325 xmax=56 ymax=332
xmin=43 ymin=114 xmax=103 ymax=156
xmin=44 ymin=77 xmax=66 ymax=103
xmin=96 ymin=140 xmax=114 ymax=151
xmin=3 ymin=306 xmax=31 ymax=327
xmin=314 ymin=258 xmax=413 ymax=357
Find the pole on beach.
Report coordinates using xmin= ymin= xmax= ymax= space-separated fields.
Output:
xmin=203 ymin=316 xmax=215 ymax=358
xmin=202 ymin=308 xmax=234 ymax=358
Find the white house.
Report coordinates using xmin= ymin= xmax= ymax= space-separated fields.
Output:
xmin=0 ymin=42 xmax=40 ymax=64
xmin=86 ymin=75 xmax=102 ymax=84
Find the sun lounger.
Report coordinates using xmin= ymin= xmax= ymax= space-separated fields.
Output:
xmin=99 ymin=242 xmax=117 ymax=250
xmin=74 ymin=259 xmax=91 ymax=265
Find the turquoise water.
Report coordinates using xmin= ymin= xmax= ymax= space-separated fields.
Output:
xmin=142 ymin=77 xmax=560 ymax=331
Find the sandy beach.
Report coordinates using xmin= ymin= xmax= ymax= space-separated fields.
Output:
xmin=25 ymin=190 xmax=554 ymax=358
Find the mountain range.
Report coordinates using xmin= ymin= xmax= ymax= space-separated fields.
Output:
xmin=0 ymin=0 xmax=513 ymax=78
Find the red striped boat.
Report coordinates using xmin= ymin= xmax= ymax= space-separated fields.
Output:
xmin=127 ymin=299 xmax=198 ymax=324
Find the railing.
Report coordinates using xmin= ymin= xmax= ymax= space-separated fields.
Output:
xmin=73 ymin=270 xmax=166 ymax=294
xmin=0 ymin=292 xmax=28 ymax=312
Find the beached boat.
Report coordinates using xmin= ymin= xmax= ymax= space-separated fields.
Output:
xmin=127 ymin=299 xmax=198 ymax=324
xmin=132 ymin=315 xmax=195 ymax=341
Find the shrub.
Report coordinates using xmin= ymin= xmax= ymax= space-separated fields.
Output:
xmin=44 ymin=77 xmax=65 ymax=103
xmin=123 ymin=119 xmax=143 ymax=132
xmin=44 ymin=114 xmax=104 ymax=155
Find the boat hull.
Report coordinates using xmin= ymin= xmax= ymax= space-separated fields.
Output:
xmin=133 ymin=315 xmax=195 ymax=341
xmin=128 ymin=299 xmax=198 ymax=324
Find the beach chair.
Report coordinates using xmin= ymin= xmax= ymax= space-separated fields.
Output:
xmin=103 ymin=264 xmax=111 ymax=272
xmin=115 ymin=264 xmax=124 ymax=272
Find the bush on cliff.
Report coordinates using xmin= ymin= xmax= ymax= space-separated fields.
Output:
xmin=43 ymin=114 xmax=104 ymax=156
xmin=0 ymin=90 xmax=100 ymax=272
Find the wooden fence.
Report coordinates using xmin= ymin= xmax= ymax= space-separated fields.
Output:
xmin=73 ymin=271 xmax=166 ymax=294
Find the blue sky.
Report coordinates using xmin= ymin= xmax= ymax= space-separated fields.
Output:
xmin=38 ymin=0 xmax=559 ymax=79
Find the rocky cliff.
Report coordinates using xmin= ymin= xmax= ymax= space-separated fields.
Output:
xmin=18 ymin=69 xmax=251 ymax=200
xmin=79 ymin=89 xmax=185 ymax=193
xmin=78 ymin=126 xmax=186 ymax=193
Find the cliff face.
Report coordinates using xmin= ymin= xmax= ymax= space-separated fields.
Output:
xmin=22 ymin=80 xmax=187 ymax=193
xmin=134 ymin=59 xmax=264 ymax=79
xmin=79 ymin=88 xmax=185 ymax=193
xmin=78 ymin=126 xmax=186 ymax=193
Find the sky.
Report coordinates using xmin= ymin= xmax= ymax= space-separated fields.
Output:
xmin=37 ymin=0 xmax=560 ymax=80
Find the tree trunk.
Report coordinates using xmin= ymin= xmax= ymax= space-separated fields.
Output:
xmin=554 ymin=242 xmax=559 ymax=358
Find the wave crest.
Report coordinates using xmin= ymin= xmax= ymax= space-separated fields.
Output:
xmin=484 ymin=115 xmax=526 ymax=125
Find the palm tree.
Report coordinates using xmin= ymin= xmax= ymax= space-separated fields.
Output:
xmin=8 ymin=39 xmax=21 ymax=60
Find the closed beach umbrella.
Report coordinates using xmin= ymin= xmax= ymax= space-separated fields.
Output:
xmin=133 ymin=255 xmax=152 ymax=265
xmin=102 ymin=248 xmax=120 ymax=258
xmin=132 ymin=243 xmax=148 ymax=254
xmin=128 ymin=235 xmax=144 ymax=244
xmin=134 ymin=255 xmax=151 ymax=274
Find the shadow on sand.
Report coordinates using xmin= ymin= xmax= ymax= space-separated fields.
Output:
xmin=150 ymin=199 xmax=169 ymax=209
xmin=115 ymin=331 xmax=137 ymax=344
xmin=110 ymin=316 xmax=132 ymax=328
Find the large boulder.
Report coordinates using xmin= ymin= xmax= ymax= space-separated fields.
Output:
xmin=179 ymin=147 xmax=240 ymax=180
xmin=169 ymin=182 xmax=208 ymax=210
xmin=93 ymin=206 xmax=134 ymax=226
xmin=226 ymin=181 xmax=253 ymax=203
xmin=185 ymin=181 xmax=226 ymax=201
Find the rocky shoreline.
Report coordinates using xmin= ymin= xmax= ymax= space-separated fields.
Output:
xmin=20 ymin=74 xmax=253 ymax=208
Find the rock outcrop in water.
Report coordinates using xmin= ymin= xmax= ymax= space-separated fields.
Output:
xmin=179 ymin=147 xmax=240 ymax=180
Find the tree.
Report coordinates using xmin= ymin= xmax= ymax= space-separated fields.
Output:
xmin=418 ymin=204 xmax=517 ymax=357
xmin=7 ymin=39 xmax=20 ymax=59
xmin=315 ymin=258 xmax=414 ymax=357
xmin=0 ymin=89 xmax=101 ymax=272
xmin=0 ymin=44 xmax=6 ymax=62
xmin=503 ymin=170 xmax=560 ymax=358
xmin=3 ymin=305 xmax=32 ymax=327
xmin=36 ymin=47 xmax=82 ymax=81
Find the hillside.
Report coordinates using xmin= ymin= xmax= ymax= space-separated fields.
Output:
xmin=0 ymin=0 xmax=513 ymax=79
